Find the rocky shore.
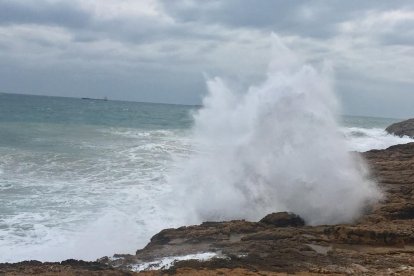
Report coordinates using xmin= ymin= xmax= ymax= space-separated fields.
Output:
xmin=386 ymin=118 xmax=414 ymax=138
xmin=1 ymin=141 xmax=414 ymax=275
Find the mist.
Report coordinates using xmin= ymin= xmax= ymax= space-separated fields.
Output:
xmin=168 ymin=37 xmax=382 ymax=225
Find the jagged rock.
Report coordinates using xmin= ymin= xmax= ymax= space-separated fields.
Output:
xmin=385 ymin=118 xmax=414 ymax=138
xmin=259 ymin=212 xmax=305 ymax=227
xmin=325 ymin=225 xmax=407 ymax=246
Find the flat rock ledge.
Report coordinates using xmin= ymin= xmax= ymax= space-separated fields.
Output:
xmin=386 ymin=118 xmax=414 ymax=138
xmin=1 ymin=143 xmax=414 ymax=275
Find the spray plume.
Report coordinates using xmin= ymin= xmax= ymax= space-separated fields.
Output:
xmin=168 ymin=36 xmax=381 ymax=225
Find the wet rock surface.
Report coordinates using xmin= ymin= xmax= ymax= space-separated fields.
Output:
xmin=0 ymin=260 xmax=136 ymax=275
xmin=1 ymin=142 xmax=414 ymax=275
xmin=385 ymin=118 xmax=414 ymax=138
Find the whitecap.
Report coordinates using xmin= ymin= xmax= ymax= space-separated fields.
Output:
xmin=129 ymin=252 xmax=221 ymax=272
xmin=343 ymin=127 xmax=414 ymax=152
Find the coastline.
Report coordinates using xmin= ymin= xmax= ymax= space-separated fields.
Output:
xmin=1 ymin=142 xmax=413 ymax=275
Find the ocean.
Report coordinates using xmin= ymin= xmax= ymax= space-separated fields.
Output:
xmin=0 ymin=92 xmax=413 ymax=262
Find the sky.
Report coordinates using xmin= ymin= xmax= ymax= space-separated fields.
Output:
xmin=0 ymin=0 xmax=413 ymax=118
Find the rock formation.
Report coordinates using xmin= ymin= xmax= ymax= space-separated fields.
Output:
xmin=386 ymin=118 xmax=414 ymax=138
xmin=259 ymin=212 xmax=305 ymax=227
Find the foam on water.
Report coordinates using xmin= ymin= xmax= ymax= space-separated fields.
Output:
xmin=0 ymin=127 xmax=191 ymax=262
xmin=129 ymin=252 xmax=220 ymax=272
xmin=343 ymin=127 xmax=414 ymax=152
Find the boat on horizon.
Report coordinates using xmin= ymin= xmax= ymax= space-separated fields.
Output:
xmin=81 ymin=97 xmax=108 ymax=101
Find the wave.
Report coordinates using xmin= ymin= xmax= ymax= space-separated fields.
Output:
xmin=166 ymin=36 xmax=381 ymax=226
xmin=343 ymin=127 xmax=414 ymax=152
xmin=0 ymin=126 xmax=191 ymax=262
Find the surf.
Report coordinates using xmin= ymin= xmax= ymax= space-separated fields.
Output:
xmin=167 ymin=36 xmax=382 ymax=225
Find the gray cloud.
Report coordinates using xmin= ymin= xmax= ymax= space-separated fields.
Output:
xmin=160 ymin=0 xmax=413 ymax=38
xmin=0 ymin=0 xmax=91 ymax=28
xmin=0 ymin=0 xmax=413 ymax=117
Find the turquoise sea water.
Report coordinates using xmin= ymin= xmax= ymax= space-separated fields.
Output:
xmin=0 ymin=93 xmax=412 ymax=262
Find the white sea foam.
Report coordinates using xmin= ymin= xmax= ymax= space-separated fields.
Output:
xmin=129 ymin=252 xmax=220 ymax=272
xmin=343 ymin=127 xmax=414 ymax=152
xmin=0 ymin=127 xmax=191 ymax=262
xmin=167 ymin=36 xmax=382 ymax=226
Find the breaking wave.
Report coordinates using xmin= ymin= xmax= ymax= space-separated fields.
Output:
xmin=343 ymin=127 xmax=414 ymax=152
xmin=168 ymin=37 xmax=382 ymax=225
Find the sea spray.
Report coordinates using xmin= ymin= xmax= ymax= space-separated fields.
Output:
xmin=168 ymin=37 xmax=382 ymax=225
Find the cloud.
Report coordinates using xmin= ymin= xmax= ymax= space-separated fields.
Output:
xmin=0 ymin=0 xmax=91 ymax=28
xmin=159 ymin=0 xmax=413 ymax=38
xmin=338 ymin=9 xmax=414 ymax=46
xmin=0 ymin=0 xmax=413 ymax=117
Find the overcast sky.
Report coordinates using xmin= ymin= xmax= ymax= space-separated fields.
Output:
xmin=0 ymin=0 xmax=413 ymax=118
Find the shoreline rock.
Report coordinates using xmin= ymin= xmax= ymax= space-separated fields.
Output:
xmin=385 ymin=118 xmax=414 ymax=138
